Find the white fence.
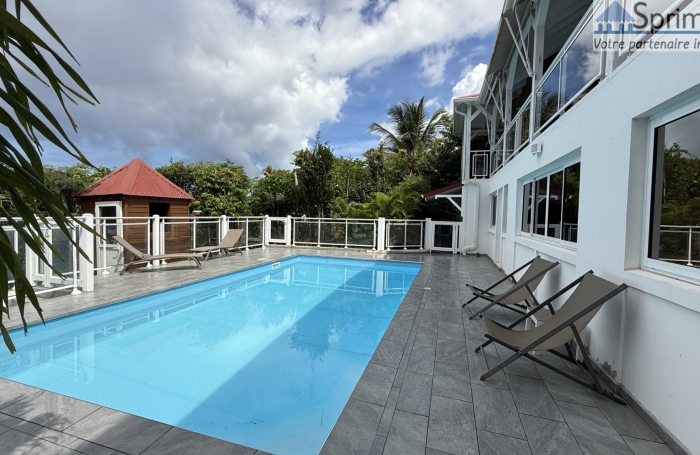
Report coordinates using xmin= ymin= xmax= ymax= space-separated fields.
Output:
xmin=2 ymin=214 xmax=439 ymax=304
xmin=2 ymin=215 xmax=95 ymax=299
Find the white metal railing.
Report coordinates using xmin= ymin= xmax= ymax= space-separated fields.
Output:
xmin=385 ymin=220 xmax=425 ymax=250
xmin=471 ymin=151 xmax=490 ymax=178
xmin=488 ymin=10 xmax=601 ymax=177
xmin=2 ymin=215 xmax=94 ymax=299
xmin=292 ymin=217 xmax=377 ymax=249
xmin=1 ymin=211 xmax=451 ymax=307
xmin=160 ymin=216 xmax=222 ymax=255
xmin=94 ymin=217 xmax=151 ymax=274
xmin=229 ymin=217 xmax=265 ymax=250
xmin=658 ymin=225 xmax=699 ymax=267
xmin=491 ymin=136 xmax=504 ymax=174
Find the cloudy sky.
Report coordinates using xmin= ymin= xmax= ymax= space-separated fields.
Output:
xmin=31 ymin=0 xmax=500 ymax=175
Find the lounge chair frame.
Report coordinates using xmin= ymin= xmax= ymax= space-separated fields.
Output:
xmin=463 ymin=256 xmax=559 ymax=321
xmin=113 ymin=235 xmax=203 ymax=275
xmin=189 ymin=229 xmax=244 ymax=261
xmin=478 ymin=271 xmax=628 ymax=404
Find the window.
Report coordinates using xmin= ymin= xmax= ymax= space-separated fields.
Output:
xmin=521 ymin=162 xmax=580 ymax=245
xmin=648 ymin=109 xmax=700 ymax=274
xmin=490 ymin=193 xmax=498 ymax=228
xmin=502 ymin=186 xmax=509 ymax=233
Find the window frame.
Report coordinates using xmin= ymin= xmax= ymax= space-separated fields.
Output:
xmin=519 ymin=161 xmax=580 ymax=250
xmin=643 ymin=96 xmax=700 ymax=283
xmin=489 ymin=192 xmax=498 ymax=228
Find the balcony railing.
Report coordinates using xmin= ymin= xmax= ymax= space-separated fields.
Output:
xmin=487 ymin=13 xmax=600 ymax=177
xmin=658 ymin=225 xmax=699 ymax=267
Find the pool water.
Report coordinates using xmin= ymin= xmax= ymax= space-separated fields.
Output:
xmin=0 ymin=256 xmax=420 ymax=455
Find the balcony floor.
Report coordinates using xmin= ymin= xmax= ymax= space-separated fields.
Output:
xmin=1 ymin=247 xmax=678 ymax=455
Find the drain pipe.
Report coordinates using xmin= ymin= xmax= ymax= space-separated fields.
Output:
xmin=455 ymin=107 xmax=480 ymax=255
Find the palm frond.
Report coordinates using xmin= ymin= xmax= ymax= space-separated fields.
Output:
xmin=0 ymin=0 xmax=98 ymax=353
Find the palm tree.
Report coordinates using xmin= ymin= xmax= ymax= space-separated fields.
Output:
xmin=0 ymin=1 xmax=99 ymax=352
xmin=368 ymin=97 xmax=446 ymax=174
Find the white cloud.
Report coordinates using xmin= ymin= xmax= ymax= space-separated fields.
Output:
xmin=420 ymin=45 xmax=454 ymax=86
xmin=452 ymin=63 xmax=488 ymax=99
xmin=30 ymin=0 xmax=501 ymax=173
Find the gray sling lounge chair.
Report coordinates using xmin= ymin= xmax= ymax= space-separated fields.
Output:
xmin=188 ymin=229 xmax=244 ymax=261
xmin=113 ymin=235 xmax=203 ymax=275
xmin=463 ymin=256 xmax=559 ymax=320
xmin=477 ymin=271 xmax=628 ymax=404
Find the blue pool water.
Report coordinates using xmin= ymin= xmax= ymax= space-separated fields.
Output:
xmin=0 ymin=256 xmax=420 ymax=455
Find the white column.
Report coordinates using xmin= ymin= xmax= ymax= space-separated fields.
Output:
xmin=78 ymin=214 xmax=94 ymax=292
xmin=377 ymin=217 xmax=386 ymax=251
xmin=152 ymin=215 xmax=161 ymax=256
xmin=424 ymin=218 xmax=432 ymax=251
xmin=263 ymin=215 xmax=269 ymax=247
xmin=285 ymin=215 xmax=292 ymax=246
xmin=220 ymin=215 xmax=228 ymax=241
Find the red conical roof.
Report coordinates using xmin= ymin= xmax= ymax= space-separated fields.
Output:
xmin=75 ymin=158 xmax=193 ymax=200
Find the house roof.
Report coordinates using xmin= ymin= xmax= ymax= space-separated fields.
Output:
xmin=456 ymin=94 xmax=480 ymax=99
xmin=421 ymin=182 xmax=463 ymax=202
xmin=75 ymin=158 xmax=194 ymax=200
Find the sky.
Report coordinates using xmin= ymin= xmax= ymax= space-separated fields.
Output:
xmin=29 ymin=0 xmax=500 ymax=176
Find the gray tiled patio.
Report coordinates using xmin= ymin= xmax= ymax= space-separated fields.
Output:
xmin=0 ymin=248 xmax=679 ymax=455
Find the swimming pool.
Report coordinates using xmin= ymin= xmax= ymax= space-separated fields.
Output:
xmin=0 ymin=256 xmax=421 ymax=455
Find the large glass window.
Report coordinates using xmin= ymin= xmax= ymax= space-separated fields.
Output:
xmin=534 ymin=177 xmax=548 ymax=235
xmin=489 ymin=193 xmax=498 ymax=227
xmin=547 ymin=171 xmax=564 ymax=239
xmin=649 ymin=109 xmax=700 ymax=270
xmin=490 ymin=193 xmax=498 ymax=228
xmin=521 ymin=182 xmax=533 ymax=233
xmin=563 ymin=163 xmax=580 ymax=242
xmin=521 ymin=163 xmax=580 ymax=244
xmin=502 ymin=186 xmax=509 ymax=233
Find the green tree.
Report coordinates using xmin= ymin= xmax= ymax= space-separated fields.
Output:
xmin=417 ymin=114 xmax=462 ymax=190
xmin=157 ymin=160 xmax=250 ymax=216
xmin=368 ymin=97 xmax=446 ymax=174
xmin=0 ymin=0 xmax=99 ymax=352
xmin=293 ymin=133 xmax=335 ymax=217
xmin=43 ymin=164 xmax=111 ymax=214
xmin=331 ymin=157 xmax=371 ymax=204
xmin=362 ymin=145 xmax=391 ymax=194
xmin=249 ymin=166 xmax=299 ymax=216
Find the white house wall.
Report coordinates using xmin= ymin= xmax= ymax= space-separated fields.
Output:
xmin=466 ymin=38 xmax=700 ymax=454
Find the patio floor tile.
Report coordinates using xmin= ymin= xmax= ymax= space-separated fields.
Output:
xmin=63 ymin=407 xmax=171 ymax=455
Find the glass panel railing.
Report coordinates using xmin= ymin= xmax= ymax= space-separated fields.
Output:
xmin=562 ymin=21 xmax=600 ymax=106
xmin=535 ymin=17 xmax=600 ymax=133
xmin=491 ymin=137 xmax=504 ymax=174
xmin=520 ymin=109 xmax=530 ymax=148
xmin=505 ymin=127 xmax=516 ymax=162
xmin=536 ymin=62 xmax=561 ymax=130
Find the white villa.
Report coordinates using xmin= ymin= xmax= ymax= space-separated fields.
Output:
xmin=443 ymin=0 xmax=700 ymax=452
